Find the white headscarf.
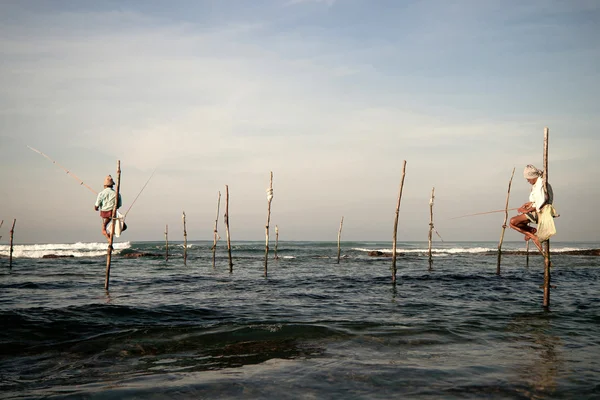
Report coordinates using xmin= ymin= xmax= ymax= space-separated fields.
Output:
xmin=523 ymin=164 xmax=543 ymax=179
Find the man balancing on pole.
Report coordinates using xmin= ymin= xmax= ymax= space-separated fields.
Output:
xmin=509 ymin=164 xmax=553 ymax=252
xmin=94 ymin=175 xmax=122 ymax=240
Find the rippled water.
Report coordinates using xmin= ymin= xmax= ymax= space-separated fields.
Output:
xmin=1 ymin=241 xmax=599 ymax=399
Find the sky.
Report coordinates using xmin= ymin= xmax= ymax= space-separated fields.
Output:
xmin=1 ymin=0 xmax=599 ymax=244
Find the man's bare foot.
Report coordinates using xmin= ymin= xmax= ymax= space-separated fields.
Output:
xmin=531 ymin=236 xmax=544 ymax=254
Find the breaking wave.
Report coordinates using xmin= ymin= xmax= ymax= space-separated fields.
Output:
xmin=0 ymin=242 xmax=131 ymax=258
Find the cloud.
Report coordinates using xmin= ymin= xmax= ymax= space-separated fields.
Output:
xmin=285 ymin=0 xmax=337 ymax=6
xmin=1 ymin=2 xmax=599 ymax=242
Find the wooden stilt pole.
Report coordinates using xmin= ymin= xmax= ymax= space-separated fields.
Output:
xmin=526 ymin=241 xmax=530 ymax=267
xmin=212 ymin=191 xmax=221 ymax=269
xmin=497 ymin=168 xmax=516 ymax=275
xmin=264 ymin=171 xmax=273 ymax=277
xmin=9 ymin=219 xmax=16 ymax=269
xmin=224 ymin=185 xmax=233 ymax=272
xmin=274 ymin=225 xmax=279 ymax=260
xmin=392 ymin=160 xmax=407 ymax=283
xmin=182 ymin=211 xmax=188 ymax=266
xmin=542 ymin=127 xmax=551 ymax=309
xmin=0 ymin=219 xmax=4 ymax=241
xmin=428 ymin=187 xmax=435 ymax=270
xmin=337 ymin=216 xmax=344 ymax=264
xmin=105 ymin=161 xmax=121 ymax=291
xmin=165 ymin=224 xmax=169 ymax=262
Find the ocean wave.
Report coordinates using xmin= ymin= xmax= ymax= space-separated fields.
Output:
xmin=351 ymin=246 xmax=599 ymax=255
xmin=0 ymin=242 xmax=131 ymax=258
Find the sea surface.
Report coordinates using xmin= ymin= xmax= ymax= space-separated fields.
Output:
xmin=1 ymin=240 xmax=599 ymax=399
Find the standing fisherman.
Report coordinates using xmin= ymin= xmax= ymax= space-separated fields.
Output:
xmin=94 ymin=175 xmax=123 ymax=240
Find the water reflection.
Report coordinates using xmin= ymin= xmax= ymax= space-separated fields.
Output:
xmin=506 ymin=313 xmax=565 ymax=396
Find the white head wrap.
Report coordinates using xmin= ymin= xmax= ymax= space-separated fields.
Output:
xmin=523 ymin=164 xmax=543 ymax=179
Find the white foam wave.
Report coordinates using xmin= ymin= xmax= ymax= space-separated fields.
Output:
xmin=351 ymin=246 xmax=595 ymax=255
xmin=351 ymin=247 xmax=495 ymax=254
xmin=0 ymin=242 xmax=131 ymax=258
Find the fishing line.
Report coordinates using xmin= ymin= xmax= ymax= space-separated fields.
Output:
xmin=28 ymin=145 xmax=155 ymax=218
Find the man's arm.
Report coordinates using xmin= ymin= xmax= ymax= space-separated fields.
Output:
xmin=518 ymin=202 xmax=534 ymax=214
xmin=94 ymin=192 xmax=103 ymax=211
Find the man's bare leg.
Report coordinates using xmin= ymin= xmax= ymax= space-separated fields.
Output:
xmin=102 ymin=218 xmax=111 ymax=240
xmin=510 ymin=214 xmax=544 ymax=253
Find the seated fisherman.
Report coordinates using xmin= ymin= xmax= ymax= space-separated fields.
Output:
xmin=509 ymin=164 xmax=553 ymax=252
xmin=94 ymin=175 xmax=122 ymax=240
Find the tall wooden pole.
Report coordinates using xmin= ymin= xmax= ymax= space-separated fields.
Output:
xmin=526 ymin=241 xmax=530 ymax=267
xmin=225 ymin=185 xmax=233 ymax=272
xmin=274 ymin=225 xmax=279 ymax=260
xmin=428 ymin=187 xmax=435 ymax=269
xmin=165 ymin=224 xmax=169 ymax=262
xmin=9 ymin=219 xmax=16 ymax=269
xmin=497 ymin=168 xmax=516 ymax=275
xmin=212 ymin=191 xmax=221 ymax=269
xmin=182 ymin=211 xmax=188 ymax=266
xmin=105 ymin=161 xmax=121 ymax=291
xmin=0 ymin=219 xmax=4 ymax=241
xmin=264 ymin=171 xmax=273 ymax=277
xmin=543 ymin=127 xmax=551 ymax=308
xmin=337 ymin=216 xmax=344 ymax=264
xmin=392 ymin=160 xmax=407 ymax=283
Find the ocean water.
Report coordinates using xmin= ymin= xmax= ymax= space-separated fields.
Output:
xmin=1 ymin=241 xmax=599 ymax=399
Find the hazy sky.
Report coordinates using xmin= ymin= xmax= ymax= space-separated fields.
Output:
xmin=1 ymin=0 xmax=599 ymax=244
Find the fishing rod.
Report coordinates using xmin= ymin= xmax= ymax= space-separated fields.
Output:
xmin=28 ymin=145 xmax=155 ymax=217
xmin=450 ymin=208 xmax=519 ymax=220
xmin=433 ymin=227 xmax=444 ymax=242
xmin=27 ymin=145 xmax=98 ymax=194
xmin=124 ymin=168 xmax=155 ymax=219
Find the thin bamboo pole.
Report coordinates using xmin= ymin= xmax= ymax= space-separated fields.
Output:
xmin=392 ymin=160 xmax=407 ymax=283
xmin=526 ymin=241 xmax=530 ymax=267
xmin=182 ymin=211 xmax=188 ymax=266
xmin=165 ymin=224 xmax=169 ymax=262
xmin=0 ymin=219 xmax=3 ymax=241
xmin=212 ymin=191 xmax=221 ymax=269
xmin=543 ymin=127 xmax=551 ymax=308
xmin=225 ymin=185 xmax=233 ymax=272
xmin=264 ymin=171 xmax=273 ymax=276
xmin=9 ymin=219 xmax=16 ymax=269
xmin=274 ymin=225 xmax=279 ymax=260
xmin=428 ymin=187 xmax=435 ymax=268
xmin=497 ymin=168 xmax=516 ymax=275
xmin=337 ymin=217 xmax=344 ymax=264
xmin=105 ymin=160 xmax=121 ymax=291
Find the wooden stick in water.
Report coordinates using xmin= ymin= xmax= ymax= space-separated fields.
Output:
xmin=526 ymin=240 xmax=529 ymax=267
xmin=497 ymin=168 xmax=515 ymax=275
xmin=337 ymin=217 xmax=344 ymax=264
xmin=392 ymin=160 xmax=407 ymax=283
xmin=212 ymin=191 xmax=221 ymax=269
xmin=274 ymin=225 xmax=279 ymax=260
xmin=0 ymin=219 xmax=4 ymax=241
xmin=225 ymin=185 xmax=233 ymax=272
xmin=428 ymin=187 xmax=435 ymax=269
xmin=182 ymin=211 xmax=188 ymax=266
xmin=165 ymin=224 xmax=169 ymax=262
xmin=105 ymin=161 xmax=121 ymax=291
xmin=264 ymin=172 xmax=273 ymax=276
xmin=543 ymin=127 xmax=551 ymax=308
xmin=9 ymin=219 xmax=16 ymax=269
